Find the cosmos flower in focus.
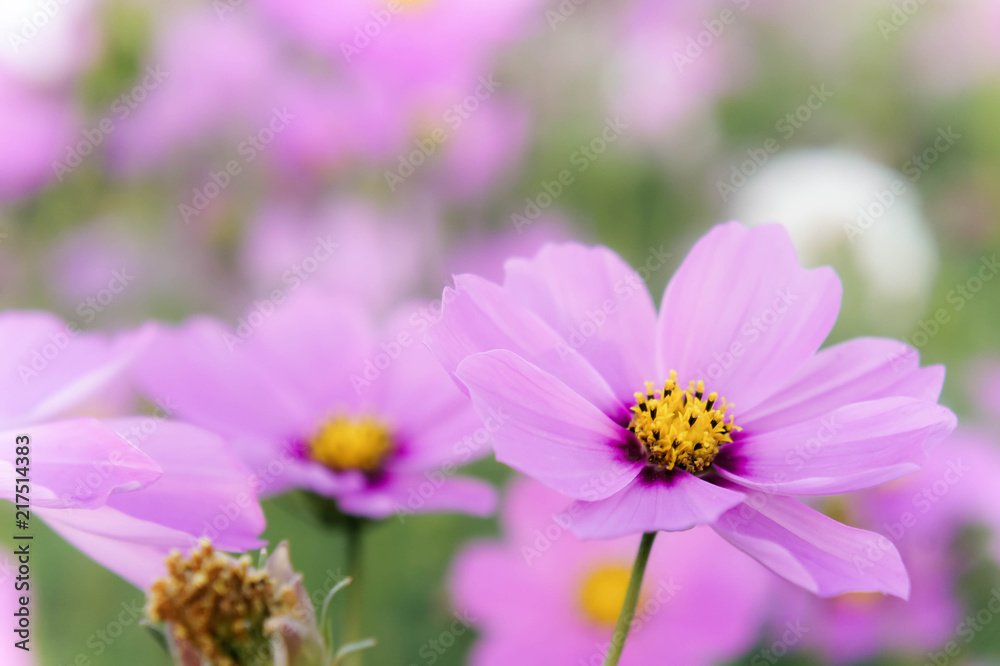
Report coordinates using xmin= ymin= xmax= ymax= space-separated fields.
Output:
xmin=0 ymin=311 xmax=266 ymax=588
xmin=136 ymin=286 xmax=496 ymax=520
xmin=428 ymin=222 xmax=956 ymax=597
xmin=451 ymin=477 xmax=770 ymax=666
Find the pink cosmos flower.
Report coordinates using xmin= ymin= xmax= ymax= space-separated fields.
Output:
xmin=240 ymin=199 xmax=441 ymax=318
xmin=427 ymin=222 xmax=957 ymax=597
xmin=452 ymin=477 xmax=770 ymax=666
xmin=1 ymin=311 xmax=266 ymax=588
xmin=771 ymin=432 xmax=1000 ymax=662
xmin=135 ymin=286 xmax=496 ymax=520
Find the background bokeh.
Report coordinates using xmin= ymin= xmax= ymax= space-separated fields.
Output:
xmin=2 ymin=0 xmax=1000 ymax=664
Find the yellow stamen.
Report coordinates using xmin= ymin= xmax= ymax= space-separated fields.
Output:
xmin=309 ymin=416 xmax=393 ymax=473
xmin=146 ymin=541 xmax=295 ymax=666
xmin=578 ymin=565 xmax=634 ymax=627
xmin=628 ymin=370 xmax=740 ymax=473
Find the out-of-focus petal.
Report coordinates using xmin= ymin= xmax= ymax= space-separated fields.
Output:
xmin=713 ymin=494 xmax=910 ymax=598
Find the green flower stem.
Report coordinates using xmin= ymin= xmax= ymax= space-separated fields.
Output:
xmin=343 ymin=516 xmax=366 ymax=666
xmin=602 ymin=532 xmax=657 ymax=666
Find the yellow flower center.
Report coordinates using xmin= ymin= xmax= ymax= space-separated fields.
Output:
xmin=628 ymin=370 xmax=740 ymax=473
xmin=394 ymin=0 xmax=430 ymax=9
xmin=146 ymin=541 xmax=293 ymax=666
xmin=309 ymin=416 xmax=394 ymax=473
xmin=578 ymin=565 xmax=633 ymax=627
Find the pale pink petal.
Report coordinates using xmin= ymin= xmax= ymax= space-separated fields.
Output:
xmin=135 ymin=319 xmax=313 ymax=440
xmin=100 ymin=418 xmax=267 ymax=552
xmin=713 ymin=494 xmax=910 ymax=598
xmin=36 ymin=505 xmax=200 ymax=589
xmin=455 ymin=350 xmax=642 ymax=500
xmin=0 ymin=312 xmax=151 ymax=428
xmin=427 ymin=274 xmax=624 ymax=419
xmin=503 ymin=243 xmax=658 ymax=406
xmin=0 ymin=419 xmax=160 ymax=509
xmin=716 ymin=398 xmax=957 ymax=495
xmin=249 ymin=286 xmax=376 ymax=419
xmin=569 ymin=472 xmax=746 ymax=538
xmin=741 ymin=337 xmax=946 ymax=432
xmin=657 ymin=222 xmax=842 ymax=415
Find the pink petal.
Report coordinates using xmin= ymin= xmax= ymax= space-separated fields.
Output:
xmin=569 ymin=471 xmax=746 ymax=538
xmin=0 ymin=311 xmax=152 ymax=428
xmin=741 ymin=337 xmax=946 ymax=432
xmin=248 ymin=286 xmax=376 ymax=418
xmin=100 ymin=418 xmax=266 ymax=552
xmin=135 ymin=318 xmax=313 ymax=440
xmin=338 ymin=475 xmax=497 ymax=520
xmin=716 ymin=397 xmax=957 ymax=495
xmin=713 ymin=494 xmax=910 ymax=598
xmin=455 ymin=350 xmax=642 ymax=501
xmin=0 ymin=418 xmax=161 ymax=509
xmin=657 ymin=222 xmax=842 ymax=415
xmin=427 ymin=273 xmax=623 ymax=419
xmin=503 ymin=243 xmax=658 ymax=406
xmin=36 ymin=505 xmax=198 ymax=589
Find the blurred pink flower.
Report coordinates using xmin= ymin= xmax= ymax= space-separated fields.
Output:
xmin=0 ymin=71 xmax=76 ymax=201
xmin=109 ymin=9 xmax=280 ymax=173
xmin=445 ymin=216 xmax=575 ymax=285
xmin=0 ymin=311 xmax=266 ymax=588
xmin=451 ymin=477 xmax=770 ymax=666
xmin=428 ymin=222 xmax=956 ymax=596
xmin=240 ymin=199 xmax=440 ymax=316
xmin=609 ymin=0 xmax=742 ymax=137
xmin=136 ymin=286 xmax=496 ymax=520
xmin=970 ymin=358 xmax=1000 ymax=422
xmin=774 ymin=433 xmax=1000 ymax=662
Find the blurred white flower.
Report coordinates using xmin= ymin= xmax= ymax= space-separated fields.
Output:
xmin=0 ymin=0 xmax=99 ymax=85
xmin=728 ymin=148 xmax=940 ymax=329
